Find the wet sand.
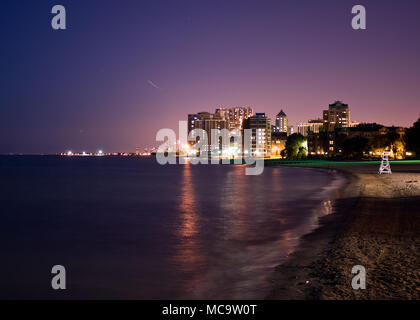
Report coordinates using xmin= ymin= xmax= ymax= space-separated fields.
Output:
xmin=267 ymin=162 xmax=420 ymax=300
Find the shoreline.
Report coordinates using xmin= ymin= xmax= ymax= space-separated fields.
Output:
xmin=267 ymin=161 xmax=420 ymax=300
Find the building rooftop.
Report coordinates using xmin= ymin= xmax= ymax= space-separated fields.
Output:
xmin=277 ymin=110 xmax=286 ymax=117
xmin=329 ymin=101 xmax=348 ymax=107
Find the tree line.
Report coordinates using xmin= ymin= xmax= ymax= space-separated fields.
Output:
xmin=283 ymin=118 xmax=420 ymax=160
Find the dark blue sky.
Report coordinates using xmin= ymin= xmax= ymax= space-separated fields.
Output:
xmin=1 ymin=0 xmax=420 ymax=153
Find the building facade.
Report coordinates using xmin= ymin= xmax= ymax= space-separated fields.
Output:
xmin=243 ymin=113 xmax=272 ymax=157
xmin=323 ymin=101 xmax=350 ymax=131
xmin=271 ymin=132 xmax=287 ymax=157
xmin=273 ymin=110 xmax=288 ymax=134
xmin=296 ymin=119 xmax=324 ymax=136
xmin=307 ymin=132 xmax=335 ymax=155
xmin=215 ymin=106 xmax=254 ymax=130
xmin=187 ymin=112 xmax=227 ymax=150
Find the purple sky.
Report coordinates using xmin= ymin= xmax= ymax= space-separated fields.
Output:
xmin=1 ymin=0 xmax=420 ymax=153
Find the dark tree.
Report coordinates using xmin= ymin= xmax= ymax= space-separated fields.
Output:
xmin=341 ymin=136 xmax=369 ymax=159
xmin=280 ymin=149 xmax=287 ymax=158
xmin=369 ymin=134 xmax=389 ymax=151
xmin=406 ymin=118 xmax=420 ymax=158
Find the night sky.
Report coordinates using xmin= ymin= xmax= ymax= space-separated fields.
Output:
xmin=1 ymin=0 xmax=420 ymax=153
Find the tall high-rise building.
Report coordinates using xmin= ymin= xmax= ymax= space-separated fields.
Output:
xmin=215 ymin=106 xmax=253 ymax=130
xmin=243 ymin=113 xmax=272 ymax=157
xmin=273 ymin=110 xmax=288 ymax=133
xmin=323 ymin=101 xmax=350 ymax=131
xmin=187 ymin=112 xmax=227 ymax=150
xmin=188 ymin=113 xmax=200 ymax=134
xmin=215 ymin=107 xmax=229 ymax=121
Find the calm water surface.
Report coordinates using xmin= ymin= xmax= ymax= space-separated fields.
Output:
xmin=0 ymin=156 xmax=344 ymax=299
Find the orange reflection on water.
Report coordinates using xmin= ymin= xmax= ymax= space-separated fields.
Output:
xmin=218 ymin=166 xmax=250 ymax=239
xmin=178 ymin=163 xmax=199 ymax=238
xmin=321 ymin=200 xmax=333 ymax=215
xmin=172 ymin=163 xmax=205 ymax=297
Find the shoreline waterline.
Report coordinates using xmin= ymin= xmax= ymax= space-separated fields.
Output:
xmin=0 ymin=156 xmax=348 ymax=299
xmin=268 ymin=161 xmax=420 ymax=299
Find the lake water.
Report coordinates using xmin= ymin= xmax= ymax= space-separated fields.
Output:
xmin=0 ymin=156 xmax=344 ymax=299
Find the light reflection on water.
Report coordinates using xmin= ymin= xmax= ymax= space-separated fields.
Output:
xmin=0 ymin=157 xmax=345 ymax=299
xmin=170 ymin=163 xmax=344 ymax=299
xmin=172 ymin=162 xmax=205 ymax=295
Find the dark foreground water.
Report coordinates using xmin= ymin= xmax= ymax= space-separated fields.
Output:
xmin=0 ymin=156 xmax=344 ymax=299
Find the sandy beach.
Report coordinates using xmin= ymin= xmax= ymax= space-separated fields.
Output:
xmin=267 ymin=161 xmax=420 ymax=300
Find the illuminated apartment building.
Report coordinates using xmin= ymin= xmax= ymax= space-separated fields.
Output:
xmin=215 ymin=106 xmax=253 ymax=130
xmin=323 ymin=101 xmax=350 ymax=131
xmin=243 ymin=113 xmax=272 ymax=157
xmin=296 ymin=119 xmax=324 ymax=136
xmin=273 ymin=110 xmax=288 ymax=133
xmin=187 ymin=112 xmax=227 ymax=150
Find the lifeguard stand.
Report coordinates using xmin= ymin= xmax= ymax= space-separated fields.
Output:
xmin=379 ymin=151 xmax=392 ymax=174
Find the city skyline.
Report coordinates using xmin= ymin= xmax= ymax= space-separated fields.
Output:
xmin=7 ymin=99 xmax=415 ymax=155
xmin=1 ymin=1 xmax=420 ymax=304
xmin=1 ymin=0 xmax=420 ymax=153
